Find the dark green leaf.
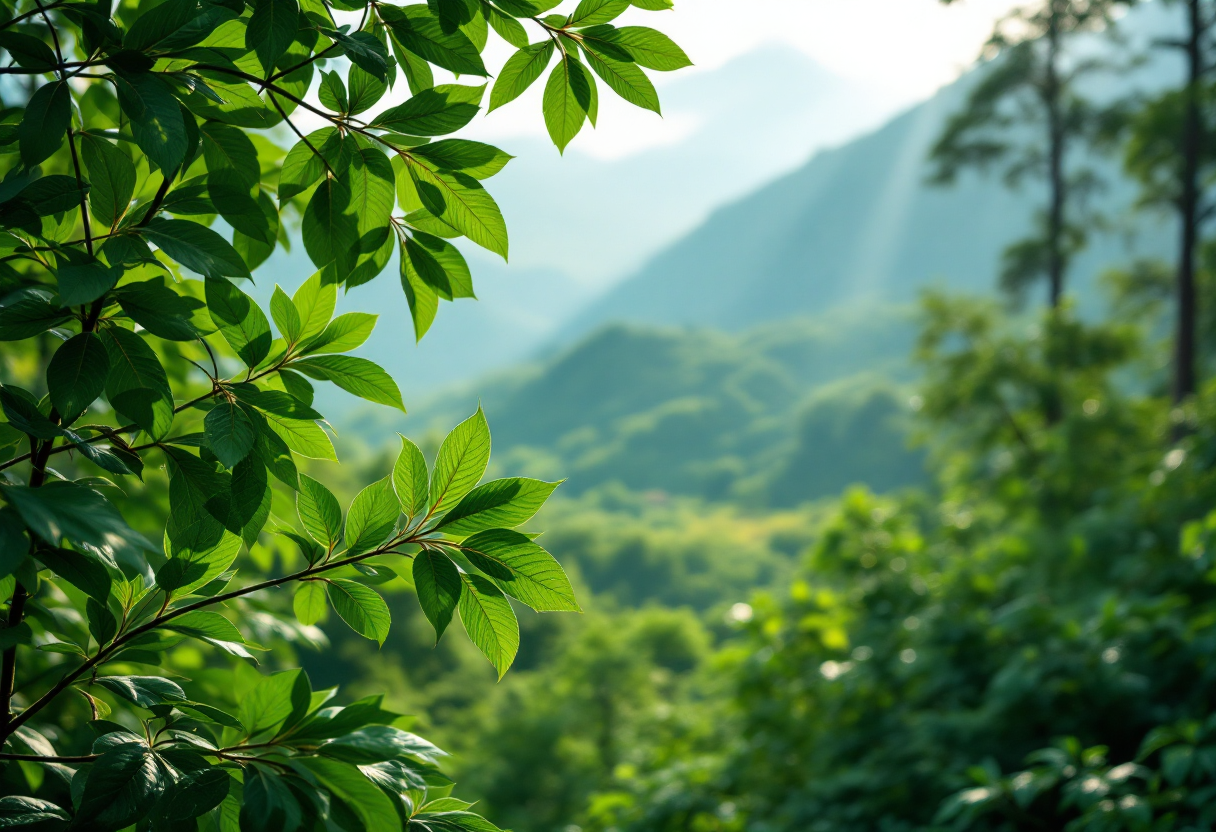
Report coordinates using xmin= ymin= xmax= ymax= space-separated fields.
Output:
xmin=0 ymin=796 xmax=70 ymax=827
xmin=115 ymin=71 xmax=188 ymax=174
xmin=37 ymin=546 xmax=112 ymax=602
xmin=412 ymin=139 xmax=512 ymax=179
xmin=143 ymin=217 xmax=252 ymax=280
xmin=4 ymin=480 xmax=136 ymax=550
xmin=371 ymin=84 xmax=484 ymax=136
xmin=47 ymin=333 xmax=110 ymax=423
xmin=246 ymin=0 xmax=300 ymax=70
xmin=101 ymin=326 xmax=175 ymax=439
xmin=204 ymin=399 xmax=257 ymax=468
xmin=0 ymin=32 xmax=57 ymax=71
xmin=76 ymin=743 xmax=165 ymax=831
xmin=380 ymin=4 xmax=487 ymax=76
xmin=205 ymin=276 xmax=273 ymax=367
xmin=95 ymin=675 xmax=186 ymax=707
xmin=19 ymin=82 xmax=70 ymax=167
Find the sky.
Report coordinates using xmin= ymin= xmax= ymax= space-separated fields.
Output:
xmin=459 ymin=0 xmax=1022 ymax=158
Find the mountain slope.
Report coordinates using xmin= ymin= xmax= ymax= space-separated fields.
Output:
xmin=565 ymin=7 xmax=1177 ymax=335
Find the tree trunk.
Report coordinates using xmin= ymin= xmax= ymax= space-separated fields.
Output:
xmin=1045 ymin=1 xmax=1066 ymax=309
xmin=1175 ymin=0 xmax=1203 ymax=405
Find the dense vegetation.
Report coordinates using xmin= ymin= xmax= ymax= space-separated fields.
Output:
xmin=319 ymin=3 xmax=1216 ymax=832
xmin=0 ymin=0 xmax=691 ymax=828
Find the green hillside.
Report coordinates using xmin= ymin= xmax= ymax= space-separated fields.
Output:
xmin=362 ymin=305 xmax=927 ymax=505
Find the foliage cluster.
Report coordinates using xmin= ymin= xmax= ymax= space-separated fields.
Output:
xmin=0 ymin=0 xmax=690 ymax=828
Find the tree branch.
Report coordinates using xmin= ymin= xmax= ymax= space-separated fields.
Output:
xmin=2 ymin=543 xmax=418 ymax=739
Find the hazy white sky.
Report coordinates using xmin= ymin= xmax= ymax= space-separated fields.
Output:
xmin=459 ymin=0 xmax=1022 ymax=157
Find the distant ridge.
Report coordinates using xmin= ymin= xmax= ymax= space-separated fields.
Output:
xmin=563 ymin=4 xmax=1177 ymax=338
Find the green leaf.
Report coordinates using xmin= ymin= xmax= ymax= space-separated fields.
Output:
xmin=580 ymin=43 xmax=660 ymax=112
xmin=37 ymin=546 xmax=112 ymax=602
xmin=430 ymin=407 xmax=491 ymax=516
xmin=0 ymin=32 xmax=57 ymax=71
xmin=294 ymin=581 xmax=328 ymax=625
xmin=319 ymin=69 xmax=350 ymax=113
xmin=112 ymin=279 xmax=203 ymax=341
xmin=208 ymin=170 xmax=273 ymax=244
xmin=302 ymin=176 xmax=358 ymax=274
xmin=261 ymin=411 xmax=336 ymax=460
xmin=3 ymin=480 xmax=136 ymax=550
xmin=101 ymin=326 xmax=175 ymax=439
xmin=330 ymin=29 xmax=389 ymax=82
xmin=47 ymin=332 xmax=110 ymax=423
xmin=204 ymin=399 xmax=257 ymax=468
xmin=371 ymin=84 xmax=484 ymax=136
xmin=116 ymin=71 xmax=188 ymax=174
xmin=241 ymin=766 xmax=303 ymax=831
xmin=151 ymin=768 xmax=232 ymax=824
xmin=0 ymin=797 xmax=70 ymax=827
xmin=488 ymin=41 xmax=556 ymax=113
xmin=81 ymin=134 xmax=137 ymax=229
xmin=457 ymin=571 xmax=518 ymax=679
xmin=405 ymin=159 xmax=508 ymax=257
xmin=393 ymin=435 xmax=429 ymax=518
xmin=543 ymin=52 xmax=593 ymax=152
xmin=246 ymin=0 xmax=300 ymax=70
xmin=94 ymin=675 xmax=186 ymax=708
xmin=0 ymin=296 xmax=71 ymax=341
xmin=460 ymin=529 xmax=578 ymax=611
xmin=580 ymin=24 xmax=690 ymax=70
xmin=56 ymin=253 xmax=122 ymax=307
xmin=76 ymin=743 xmax=165 ymax=831
xmin=292 ymin=269 xmax=338 ymax=342
xmin=380 ymin=4 xmax=488 ymax=76
xmin=345 ymin=477 xmax=399 ymax=556
xmin=88 ymin=597 xmax=118 ymax=646
xmin=348 ymin=64 xmax=388 ymax=115
xmin=271 ymin=285 xmax=302 ymax=342
xmin=19 ymin=81 xmax=70 ymax=168
xmin=484 ymin=2 xmax=529 ymax=47
xmin=318 ymin=725 xmax=439 ymax=764
xmin=123 ymin=0 xmax=202 ymax=52
xmin=302 ymin=312 xmax=376 ymax=354
xmin=435 ymin=478 xmax=559 ymax=535
xmin=403 ymin=232 xmax=474 ymax=299
xmin=291 ymin=355 xmax=405 ymax=411
xmin=400 ymin=238 xmax=439 ymax=341
xmin=200 ymin=121 xmax=261 ymax=189
xmin=327 ymin=578 xmax=391 ymax=644
xmin=298 ymin=474 xmax=343 ymax=547
xmin=279 ymin=128 xmax=348 ymax=202
xmin=163 ymin=610 xmax=245 ymax=642
xmin=205 ymin=276 xmax=272 ymax=367
xmin=238 ymin=668 xmax=309 ymax=736
xmin=569 ymin=0 xmax=629 ymax=26
xmin=412 ymin=139 xmax=512 ymax=179
xmin=142 ymin=218 xmax=252 ymax=280
xmin=413 ymin=549 xmax=459 ymax=641
xmin=295 ymin=757 xmax=399 ymax=832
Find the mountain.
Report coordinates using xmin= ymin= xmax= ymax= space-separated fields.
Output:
xmin=370 ymin=306 xmax=926 ymax=505
xmin=564 ymin=4 xmax=1179 ymax=336
xmin=255 ymin=47 xmax=898 ymax=396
